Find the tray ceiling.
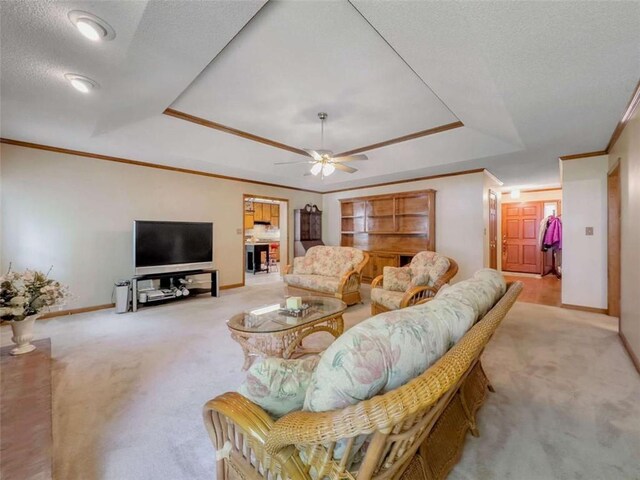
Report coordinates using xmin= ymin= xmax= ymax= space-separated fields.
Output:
xmin=1 ymin=0 xmax=639 ymax=191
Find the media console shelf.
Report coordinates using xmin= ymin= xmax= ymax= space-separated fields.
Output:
xmin=131 ymin=269 xmax=219 ymax=312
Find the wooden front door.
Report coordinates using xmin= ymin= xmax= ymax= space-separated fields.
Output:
xmin=502 ymin=202 xmax=542 ymax=273
xmin=488 ymin=190 xmax=498 ymax=269
xmin=608 ymin=164 xmax=621 ymax=318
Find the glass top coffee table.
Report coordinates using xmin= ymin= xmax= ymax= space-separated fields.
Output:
xmin=227 ymin=296 xmax=347 ymax=370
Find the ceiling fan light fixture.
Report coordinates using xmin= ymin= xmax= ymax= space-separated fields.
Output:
xmin=310 ymin=162 xmax=323 ymax=176
xmin=322 ymin=163 xmax=336 ymax=176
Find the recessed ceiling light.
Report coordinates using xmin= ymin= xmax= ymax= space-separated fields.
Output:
xmin=64 ymin=74 xmax=99 ymax=94
xmin=68 ymin=11 xmax=116 ymax=42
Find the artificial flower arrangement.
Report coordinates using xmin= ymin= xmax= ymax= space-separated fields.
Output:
xmin=0 ymin=265 xmax=69 ymax=321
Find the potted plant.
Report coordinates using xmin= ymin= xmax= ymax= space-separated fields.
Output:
xmin=1 ymin=266 xmax=69 ymax=355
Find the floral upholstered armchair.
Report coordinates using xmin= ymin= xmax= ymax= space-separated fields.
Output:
xmin=283 ymin=246 xmax=369 ymax=305
xmin=370 ymin=251 xmax=458 ymax=315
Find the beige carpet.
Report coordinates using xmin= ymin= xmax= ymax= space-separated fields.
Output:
xmin=1 ymin=282 xmax=638 ymax=480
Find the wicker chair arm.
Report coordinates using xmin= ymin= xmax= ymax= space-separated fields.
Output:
xmin=355 ymin=252 xmax=370 ymax=275
xmin=203 ymin=392 xmax=307 ymax=478
xmin=265 ymin=282 xmax=523 ymax=455
xmin=338 ymin=269 xmax=360 ymax=294
xmin=370 ymin=274 xmax=384 ymax=289
xmin=399 ymin=285 xmax=438 ymax=308
xmin=204 ymin=392 xmax=275 ymax=447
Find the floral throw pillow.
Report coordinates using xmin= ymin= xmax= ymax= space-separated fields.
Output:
xmin=408 ymin=266 xmax=430 ymax=288
xmin=238 ymin=356 xmax=320 ymax=418
xmin=383 ymin=266 xmax=411 ymax=292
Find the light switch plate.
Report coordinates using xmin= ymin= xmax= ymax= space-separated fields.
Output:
xmin=236 ymin=228 xmax=243 ymax=235
xmin=585 ymin=227 xmax=594 ymax=236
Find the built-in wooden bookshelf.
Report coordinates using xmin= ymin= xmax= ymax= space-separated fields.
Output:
xmin=339 ymin=190 xmax=436 ymax=282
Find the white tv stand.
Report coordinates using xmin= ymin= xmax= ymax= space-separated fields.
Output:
xmin=131 ymin=269 xmax=219 ymax=312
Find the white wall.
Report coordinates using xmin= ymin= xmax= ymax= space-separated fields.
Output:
xmin=609 ymin=108 xmax=640 ymax=364
xmin=322 ymin=172 xmax=487 ymax=282
xmin=561 ymin=155 xmax=609 ymax=309
xmin=0 ymin=144 xmax=322 ymax=309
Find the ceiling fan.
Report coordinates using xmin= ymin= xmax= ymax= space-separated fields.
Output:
xmin=274 ymin=112 xmax=368 ymax=178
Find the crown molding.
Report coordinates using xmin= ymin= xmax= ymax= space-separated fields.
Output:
xmin=163 ymin=108 xmax=309 ymax=156
xmin=0 ymin=138 xmax=322 ymax=194
xmin=607 ymin=79 xmax=640 ymax=152
xmin=322 ymin=168 xmax=487 ymax=194
xmin=334 ymin=121 xmax=464 ymax=157
xmin=559 ymin=150 xmax=608 ymax=161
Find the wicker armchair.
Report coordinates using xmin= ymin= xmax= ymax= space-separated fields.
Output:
xmin=204 ymin=281 xmax=523 ymax=480
xmin=283 ymin=246 xmax=369 ymax=306
xmin=371 ymin=254 xmax=458 ymax=315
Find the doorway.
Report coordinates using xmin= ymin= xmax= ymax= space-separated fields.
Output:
xmin=501 ymin=198 xmax=563 ymax=307
xmin=243 ymin=195 xmax=289 ymax=286
xmin=607 ymin=163 xmax=621 ymax=319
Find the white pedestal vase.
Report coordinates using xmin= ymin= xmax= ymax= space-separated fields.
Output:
xmin=9 ymin=314 xmax=39 ymax=355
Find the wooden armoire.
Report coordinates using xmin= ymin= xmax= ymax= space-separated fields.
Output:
xmin=294 ymin=204 xmax=324 ymax=257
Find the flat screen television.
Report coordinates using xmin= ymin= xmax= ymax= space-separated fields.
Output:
xmin=134 ymin=221 xmax=213 ymax=275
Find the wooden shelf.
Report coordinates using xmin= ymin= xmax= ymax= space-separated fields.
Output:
xmin=339 ymin=189 xmax=436 ymax=283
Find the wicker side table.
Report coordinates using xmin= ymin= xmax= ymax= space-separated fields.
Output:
xmin=227 ymin=296 xmax=346 ymax=370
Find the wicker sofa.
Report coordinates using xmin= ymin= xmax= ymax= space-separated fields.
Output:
xmin=283 ymin=246 xmax=369 ymax=305
xmin=370 ymin=251 xmax=458 ymax=315
xmin=204 ymin=271 xmax=523 ymax=480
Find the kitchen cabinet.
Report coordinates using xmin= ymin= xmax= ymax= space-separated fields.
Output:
xmin=244 ymin=212 xmax=254 ymax=229
xmin=270 ymin=204 xmax=279 ymax=227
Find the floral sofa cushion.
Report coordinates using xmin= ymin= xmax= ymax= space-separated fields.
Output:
xmin=293 ymin=256 xmax=315 ymax=275
xmin=383 ymin=266 xmax=412 ymax=292
xmin=371 ymin=288 xmax=405 ymax=310
xmin=238 ymin=356 xmax=320 ymax=418
xmin=435 ymin=269 xmax=506 ymax=326
xmin=409 ymin=251 xmax=451 ymax=287
xmin=284 ymin=274 xmax=341 ymax=294
xmin=293 ymin=246 xmax=365 ymax=278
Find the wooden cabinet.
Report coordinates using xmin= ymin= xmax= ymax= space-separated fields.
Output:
xmin=340 ymin=190 xmax=436 ymax=283
xmin=294 ymin=204 xmax=323 ymax=256
xmin=254 ymin=203 xmax=265 ymax=222
xmin=244 ymin=212 xmax=254 ymax=229
xmin=249 ymin=202 xmax=280 ymax=225
xmin=270 ymin=204 xmax=280 ymax=227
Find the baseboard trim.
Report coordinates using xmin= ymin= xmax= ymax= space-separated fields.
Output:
xmin=40 ymin=303 xmax=115 ymax=319
xmin=620 ymin=331 xmax=640 ymax=375
xmin=560 ymin=303 xmax=608 ymax=315
xmin=32 ymin=285 xmax=244 ymax=320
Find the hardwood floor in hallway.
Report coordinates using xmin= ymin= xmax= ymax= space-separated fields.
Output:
xmin=504 ymin=274 xmax=561 ymax=307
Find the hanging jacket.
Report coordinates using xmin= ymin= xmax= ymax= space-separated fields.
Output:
xmin=539 ymin=216 xmax=551 ymax=251
xmin=543 ymin=216 xmax=562 ymax=250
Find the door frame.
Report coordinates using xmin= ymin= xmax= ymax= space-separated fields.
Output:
xmin=488 ymin=189 xmax=498 ymax=269
xmin=607 ymin=161 xmax=621 ymax=321
xmin=242 ymin=194 xmax=290 ymax=286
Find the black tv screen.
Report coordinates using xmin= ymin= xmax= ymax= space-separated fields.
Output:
xmin=134 ymin=221 xmax=213 ymax=270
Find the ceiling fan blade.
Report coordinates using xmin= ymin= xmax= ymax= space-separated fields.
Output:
xmin=332 ymin=154 xmax=369 ymax=163
xmin=333 ymin=163 xmax=358 ymax=173
xmin=274 ymin=160 xmax=314 ymax=165
xmin=303 ymin=149 xmax=323 ymax=161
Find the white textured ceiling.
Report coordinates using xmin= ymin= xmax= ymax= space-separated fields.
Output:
xmin=1 ymin=0 xmax=639 ymax=192
xmin=171 ymin=0 xmax=458 ymax=153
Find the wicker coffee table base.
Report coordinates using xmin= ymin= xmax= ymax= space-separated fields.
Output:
xmin=229 ymin=315 xmax=344 ymax=370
